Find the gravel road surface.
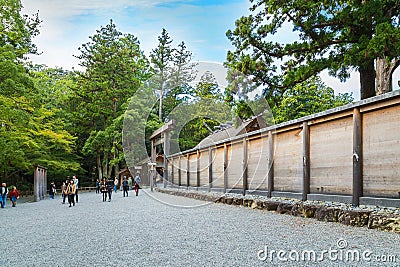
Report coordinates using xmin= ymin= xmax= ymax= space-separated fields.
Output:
xmin=0 ymin=190 xmax=399 ymax=266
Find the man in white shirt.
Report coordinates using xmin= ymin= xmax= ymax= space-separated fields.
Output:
xmin=73 ymin=175 xmax=79 ymax=203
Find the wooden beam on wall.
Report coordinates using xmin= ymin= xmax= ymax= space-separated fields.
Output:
xmin=208 ymin=147 xmax=213 ymax=192
xmin=302 ymin=122 xmax=310 ymax=201
xmin=224 ymin=143 xmax=228 ymax=193
xmin=267 ymin=131 xmax=274 ymax=198
xmin=187 ymin=154 xmax=190 ymax=187
xmin=197 ymin=150 xmax=200 ymax=187
xmin=171 ymin=160 xmax=174 ymax=185
xmin=352 ymin=107 xmax=363 ymax=206
xmin=178 ymin=156 xmax=181 ymax=186
xmin=243 ymin=138 xmax=248 ymax=196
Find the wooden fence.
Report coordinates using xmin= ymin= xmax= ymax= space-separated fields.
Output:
xmin=166 ymin=90 xmax=400 ymax=207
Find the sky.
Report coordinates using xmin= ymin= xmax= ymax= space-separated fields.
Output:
xmin=21 ymin=0 xmax=400 ymax=101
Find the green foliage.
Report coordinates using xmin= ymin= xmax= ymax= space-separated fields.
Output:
xmin=73 ymin=20 xmax=151 ymax=178
xmin=0 ymin=0 xmax=41 ymax=57
xmin=226 ymin=0 xmax=400 ymax=100
xmin=174 ymin=72 xmax=231 ymax=151
xmin=149 ymin=29 xmax=197 ymax=121
xmin=273 ymin=77 xmax=353 ymax=123
xmin=0 ymin=44 xmax=79 ymax=182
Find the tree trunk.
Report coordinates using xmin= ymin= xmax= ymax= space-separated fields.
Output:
xmin=376 ymin=57 xmax=400 ymax=95
xmin=97 ymin=153 xmax=103 ymax=180
xmin=103 ymin=154 xmax=108 ymax=179
xmin=159 ymin=85 xmax=163 ymax=120
xmin=359 ymin=60 xmax=376 ymax=100
xmin=112 ymin=146 xmax=120 ymax=179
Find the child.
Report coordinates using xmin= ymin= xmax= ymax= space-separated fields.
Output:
xmin=9 ymin=186 xmax=20 ymax=207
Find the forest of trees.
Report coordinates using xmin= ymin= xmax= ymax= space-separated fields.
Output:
xmin=2 ymin=0 xmax=398 ymax=189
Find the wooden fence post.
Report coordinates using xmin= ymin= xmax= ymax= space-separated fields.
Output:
xmin=171 ymin=159 xmax=174 ymax=185
xmin=224 ymin=143 xmax=228 ymax=193
xmin=187 ymin=154 xmax=190 ymax=188
xmin=243 ymin=138 xmax=248 ymax=196
xmin=267 ymin=131 xmax=274 ymax=198
xmin=303 ymin=122 xmax=310 ymax=201
xmin=197 ymin=150 xmax=200 ymax=188
xmin=178 ymin=156 xmax=181 ymax=186
xmin=353 ymin=107 xmax=363 ymax=206
xmin=208 ymin=147 xmax=213 ymax=192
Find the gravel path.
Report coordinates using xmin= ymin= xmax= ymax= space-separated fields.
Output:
xmin=0 ymin=189 xmax=399 ymax=266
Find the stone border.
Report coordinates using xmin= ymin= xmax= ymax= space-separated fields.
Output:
xmin=155 ymin=188 xmax=400 ymax=234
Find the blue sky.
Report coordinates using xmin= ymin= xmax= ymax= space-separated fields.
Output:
xmin=21 ymin=0 xmax=400 ymax=100
xmin=22 ymin=0 xmax=249 ymax=68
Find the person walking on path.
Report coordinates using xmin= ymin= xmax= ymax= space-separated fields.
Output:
xmin=100 ymin=178 xmax=107 ymax=202
xmin=67 ymin=179 xmax=76 ymax=207
xmin=114 ymin=177 xmax=119 ymax=193
xmin=122 ymin=177 xmax=129 ymax=197
xmin=49 ymin=181 xmax=56 ymax=199
xmin=134 ymin=174 xmax=141 ymax=196
xmin=61 ymin=181 xmax=68 ymax=204
xmin=106 ymin=178 xmax=113 ymax=202
xmin=95 ymin=179 xmax=100 ymax=194
xmin=73 ymin=175 xmax=79 ymax=203
xmin=9 ymin=186 xmax=20 ymax=207
xmin=1 ymin=183 xmax=9 ymax=208
xmin=127 ymin=176 xmax=132 ymax=190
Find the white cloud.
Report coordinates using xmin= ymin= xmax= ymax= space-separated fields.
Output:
xmin=20 ymin=0 xmax=400 ymax=99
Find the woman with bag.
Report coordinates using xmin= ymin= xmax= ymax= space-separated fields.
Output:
xmin=61 ymin=181 xmax=68 ymax=204
xmin=100 ymin=178 xmax=108 ymax=202
xmin=67 ymin=179 xmax=76 ymax=207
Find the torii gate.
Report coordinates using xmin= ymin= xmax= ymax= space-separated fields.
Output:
xmin=149 ymin=120 xmax=175 ymax=190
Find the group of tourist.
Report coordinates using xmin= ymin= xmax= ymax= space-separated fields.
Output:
xmin=98 ymin=177 xmax=114 ymax=202
xmin=95 ymin=174 xmax=141 ymax=201
xmin=0 ymin=182 xmax=20 ymax=208
xmin=2 ymin=173 xmax=142 ymax=208
xmin=59 ymin=175 xmax=79 ymax=207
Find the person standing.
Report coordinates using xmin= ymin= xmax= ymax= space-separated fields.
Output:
xmin=1 ymin=183 xmax=9 ymax=208
xmin=9 ymin=186 xmax=20 ymax=207
xmin=49 ymin=181 xmax=56 ymax=199
xmin=95 ymin=179 xmax=100 ymax=194
xmin=100 ymin=178 xmax=107 ymax=202
xmin=73 ymin=175 xmax=79 ymax=203
xmin=114 ymin=177 xmax=119 ymax=193
xmin=122 ymin=177 xmax=129 ymax=197
xmin=106 ymin=178 xmax=113 ymax=202
xmin=127 ymin=176 xmax=133 ymax=190
xmin=67 ymin=179 xmax=76 ymax=207
xmin=61 ymin=181 xmax=68 ymax=204
xmin=134 ymin=174 xmax=141 ymax=196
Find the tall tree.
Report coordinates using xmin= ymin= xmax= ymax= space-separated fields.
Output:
xmin=163 ymin=41 xmax=197 ymax=117
xmin=0 ymin=2 xmax=78 ymax=185
xmin=0 ymin=0 xmax=41 ymax=58
xmin=73 ymin=20 xmax=150 ymax=179
xmin=0 ymin=46 xmax=78 ymax=183
xmin=150 ymin=28 xmax=173 ymax=120
xmin=226 ymin=0 xmax=400 ymax=100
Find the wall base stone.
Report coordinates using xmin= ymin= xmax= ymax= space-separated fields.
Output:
xmin=155 ymin=188 xmax=400 ymax=234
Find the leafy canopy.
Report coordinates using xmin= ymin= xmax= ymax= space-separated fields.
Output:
xmin=226 ymin=0 xmax=400 ymax=100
